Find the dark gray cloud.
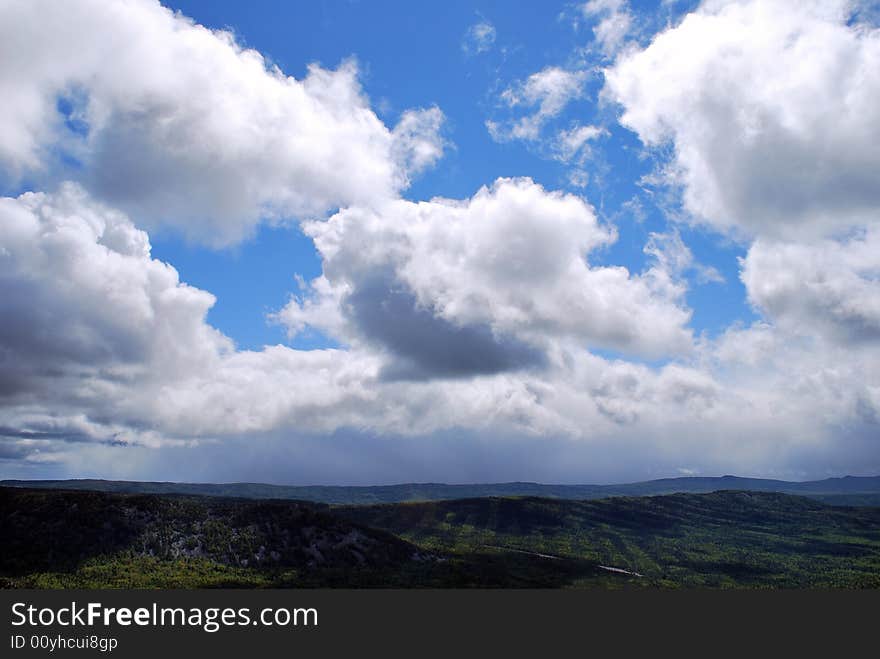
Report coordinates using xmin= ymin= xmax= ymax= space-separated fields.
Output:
xmin=0 ymin=269 xmax=148 ymax=400
xmin=0 ymin=426 xmax=89 ymax=441
xmin=346 ymin=271 xmax=546 ymax=380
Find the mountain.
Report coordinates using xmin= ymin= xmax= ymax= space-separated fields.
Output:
xmin=3 ymin=474 xmax=880 ymax=504
xmin=2 ymin=485 xmax=880 ymax=588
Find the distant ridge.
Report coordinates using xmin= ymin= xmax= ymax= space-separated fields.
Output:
xmin=3 ymin=475 xmax=880 ymax=506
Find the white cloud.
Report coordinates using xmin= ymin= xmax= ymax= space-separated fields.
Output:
xmin=0 ymin=184 xmax=230 ymax=390
xmin=0 ymin=184 xmax=391 ymax=444
xmin=391 ymin=106 xmax=447 ymax=185
xmin=279 ymin=177 xmax=695 ymax=367
xmin=598 ymin=1 xmax=880 ymax=463
xmin=709 ymin=320 xmax=880 ymax=439
xmin=0 ymin=0 xmax=444 ymax=246
xmin=0 ymin=183 xmax=682 ymax=448
xmin=741 ymin=230 xmax=880 ymax=345
xmin=603 ymin=0 xmax=880 ymax=240
xmin=552 ymin=123 xmax=604 ymax=162
xmin=582 ymin=0 xmax=634 ymax=58
xmin=644 ymin=230 xmax=724 ymax=285
xmin=463 ymin=21 xmax=497 ymax=55
xmin=488 ymin=67 xmax=588 ymax=142
xmin=0 ymin=184 xmax=232 ymax=448
xmin=602 ymin=0 xmax=880 ymax=370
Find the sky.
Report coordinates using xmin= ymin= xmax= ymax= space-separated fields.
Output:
xmin=0 ymin=0 xmax=878 ymax=484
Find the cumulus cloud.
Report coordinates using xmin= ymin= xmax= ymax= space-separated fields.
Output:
xmin=709 ymin=320 xmax=880 ymax=441
xmin=0 ymin=0 xmax=444 ymax=246
xmin=0 ymin=183 xmax=684 ymax=456
xmin=277 ymin=178 xmax=695 ymax=372
xmin=602 ymin=0 xmax=880 ymax=361
xmin=0 ymin=184 xmax=236 ymax=456
xmin=462 ymin=21 xmax=497 ymax=55
xmin=0 ymin=184 xmax=385 ymax=447
xmin=603 ymin=0 xmax=880 ymax=240
xmin=0 ymin=183 xmax=230 ymax=399
xmin=488 ymin=67 xmax=588 ymax=142
xmin=741 ymin=230 xmax=880 ymax=345
xmin=598 ymin=1 xmax=880 ymax=460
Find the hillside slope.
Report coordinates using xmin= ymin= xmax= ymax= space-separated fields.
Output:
xmin=0 ymin=487 xmax=428 ymax=588
xmin=3 ymin=487 xmax=879 ymax=588
xmin=335 ymin=491 xmax=880 ymax=588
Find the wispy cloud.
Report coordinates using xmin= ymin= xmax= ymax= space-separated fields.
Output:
xmin=581 ymin=0 xmax=635 ymax=58
xmin=487 ymin=67 xmax=588 ymax=142
xmin=462 ymin=20 xmax=496 ymax=55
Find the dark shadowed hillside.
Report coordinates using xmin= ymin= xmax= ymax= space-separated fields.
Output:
xmin=0 ymin=488 xmax=429 ymax=588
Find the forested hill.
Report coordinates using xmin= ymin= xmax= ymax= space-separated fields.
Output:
xmin=333 ymin=490 xmax=880 ymax=588
xmin=3 ymin=487 xmax=880 ymax=588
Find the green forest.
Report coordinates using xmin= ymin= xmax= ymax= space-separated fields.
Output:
xmin=2 ymin=486 xmax=879 ymax=588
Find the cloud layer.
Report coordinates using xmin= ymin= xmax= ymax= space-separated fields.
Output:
xmin=1 ymin=0 xmax=878 ymax=482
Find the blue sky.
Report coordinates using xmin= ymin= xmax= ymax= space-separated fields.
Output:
xmin=0 ymin=0 xmax=878 ymax=483
xmin=152 ymin=0 xmax=751 ymax=351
